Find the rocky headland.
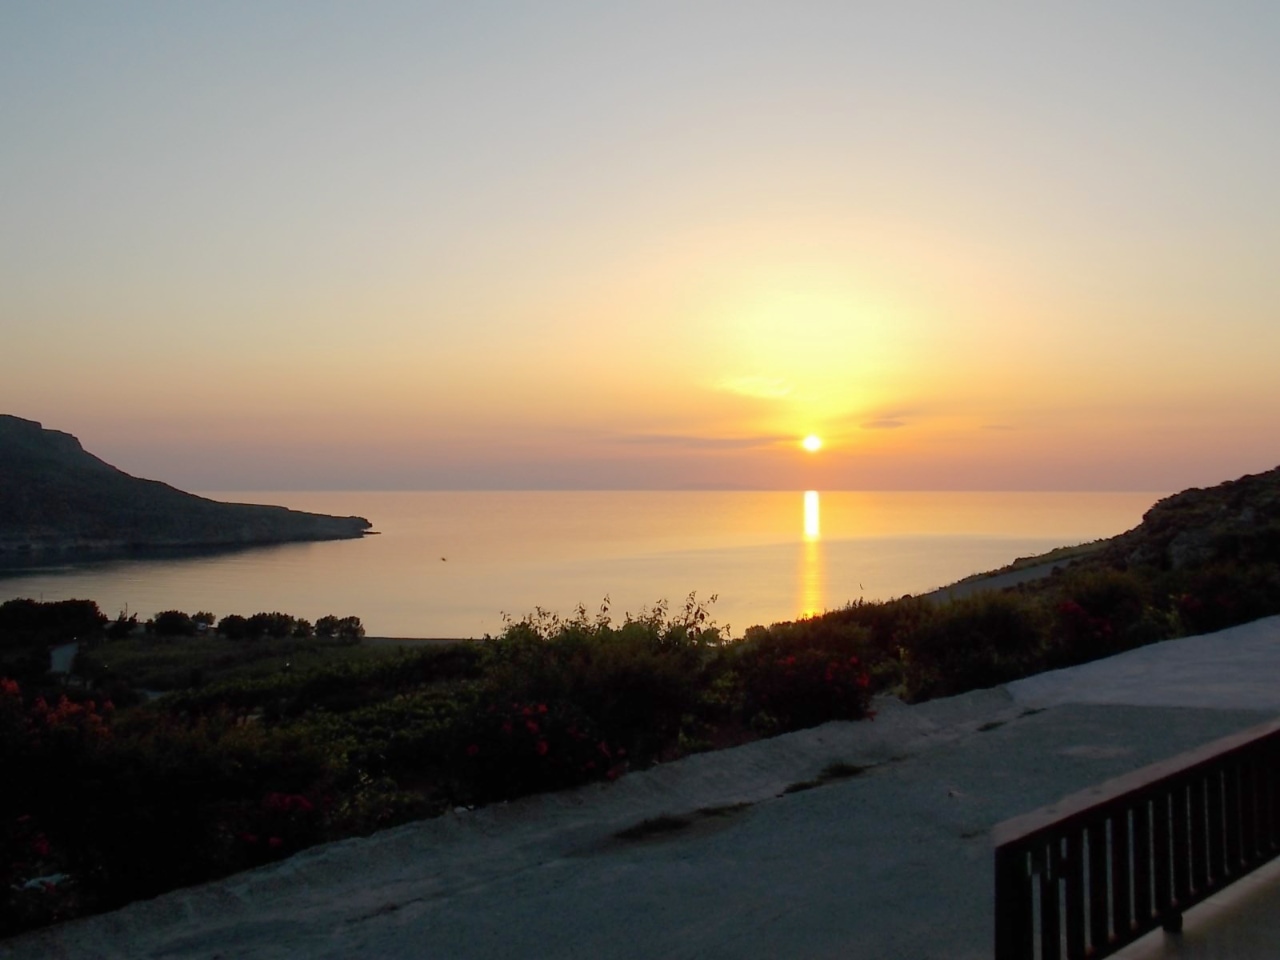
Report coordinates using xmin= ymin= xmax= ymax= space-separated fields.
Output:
xmin=0 ymin=415 xmax=370 ymax=557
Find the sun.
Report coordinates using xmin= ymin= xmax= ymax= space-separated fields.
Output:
xmin=801 ymin=434 xmax=823 ymax=453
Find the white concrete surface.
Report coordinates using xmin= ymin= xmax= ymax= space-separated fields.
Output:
xmin=1008 ymin=615 xmax=1280 ymax=711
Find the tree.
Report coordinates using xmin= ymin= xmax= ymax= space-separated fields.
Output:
xmin=217 ymin=614 xmax=249 ymax=640
xmin=153 ymin=610 xmax=197 ymax=637
xmin=316 ymin=615 xmax=364 ymax=642
xmin=247 ymin=612 xmax=295 ymax=640
xmin=0 ymin=598 xmax=107 ymax=648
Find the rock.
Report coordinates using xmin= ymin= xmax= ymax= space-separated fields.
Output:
xmin=0 ymin=415 xmax=371 ymax=556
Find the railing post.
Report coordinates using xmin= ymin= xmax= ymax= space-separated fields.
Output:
xmin=1111 ymin=808 xmax=1133 ymax=938
xmin=1207 ymin=765 xmax=1226 ymax=883
xmin=995 ymin=844 xmax=1033 ymax=960
xmin=1041 ymin=841 xmax=1063 ymax=960
xmin=1190 ymin=776 xmax=1209 ymax=893
xmin=1065 ymin=829 xmax=1086 ymax=959
xmin=1132 ymin=798 xmax=1153 ymax=925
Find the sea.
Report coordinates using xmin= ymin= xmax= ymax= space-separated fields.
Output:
xmin=0 ymin=490 xmax=1163 ymax=639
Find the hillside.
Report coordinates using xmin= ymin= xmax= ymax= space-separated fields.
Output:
xmin=1105 ymin=466 xmax=1280 ymax=569
xmin=0 ymin=416 xmax=370 ymax=555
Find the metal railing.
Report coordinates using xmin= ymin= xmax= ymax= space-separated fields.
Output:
xmin=993 ymin=717 xmax=1280 ymax=959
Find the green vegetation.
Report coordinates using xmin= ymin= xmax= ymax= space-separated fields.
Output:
xmin=5 ymin=463 xmax=1280 ymax=936
xmin=75 ymin=632 xmax=402 ymax=694
xmin=1 ymin=593 xmax=871 ymax=935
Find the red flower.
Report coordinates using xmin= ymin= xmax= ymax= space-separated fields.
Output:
xmin=525 ymin=720 xmax=540 ymax=734
xmin=268 ymin=836 xmax=283 ymax=849
xmin=501 ymin=721 xmax=513 ymax=734
xmin=535 ymin=740 xmax=549 ymax=756
xmin=537 ymin=703 xmax=548 ymax=714
xmin=466 ymin=743 xmax=480 ymax=756
xmin=31 ymin=834 xmax=51 ymax=857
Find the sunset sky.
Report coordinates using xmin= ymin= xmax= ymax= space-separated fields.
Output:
xmin=3 ymin=2 xmax=1278 ymax=491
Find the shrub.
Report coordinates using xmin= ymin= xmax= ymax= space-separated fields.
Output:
xmin=152 ymin=610 xmax=197 ymax=637
xmin=902 ymin=591 xmax=1047 ymax=702
xmin=217 ymin=614 xmax=249 ymax=640
xmin=1046 ymin=568 xmax=1149 ymax=662
xmin=0 ymin=599 xmax=106 ymax=649
xmin=479 ymin=596 xmax=720 ymax=763
xmin=1168 ymin=561 xmax=1280 ymax=635
xmin=316 ymin=615 xmax=365 ymax=642
xmin=106 ymin=612 xmax=138 ymax=640
xmin=735 ymin=619 xmax=874 ymax=731
xmin=247 ymin=612 xmax=296 ymax=640
xmin=456 ymin=697 xmax=614 ymax=802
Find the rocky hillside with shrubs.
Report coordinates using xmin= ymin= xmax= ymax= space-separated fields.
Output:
xmin=1105 ymin=466 xmax=1280 ymax=570
xmin=0 ymin=416 xmax=370 ymax=556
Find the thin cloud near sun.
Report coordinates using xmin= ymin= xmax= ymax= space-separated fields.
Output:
xmin=713 ymin=376 xmax=794 ymax=400
xmin=612 ymin=433 xmax=793 ymax=451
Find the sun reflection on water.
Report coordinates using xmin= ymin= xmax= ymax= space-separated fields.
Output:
xmin=800 ymin=491 xmax=823 ymax=617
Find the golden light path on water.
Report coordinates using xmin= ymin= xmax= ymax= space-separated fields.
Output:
xmin=801 ymin=491 xmax=822 ymax=618
xmin=0 ymin=491 xmax=1164 ymax=638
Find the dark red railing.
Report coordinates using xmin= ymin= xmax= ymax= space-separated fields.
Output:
xmin=993 ymin=717 xmax=1280 ymax=959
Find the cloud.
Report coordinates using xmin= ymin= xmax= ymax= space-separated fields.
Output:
xmin=861 ymin=418 xmax=907 ymax=430
xmin=615 ymin=433 xmax=790 ymax=450
xmin=714 ymin=376 xmax=793 ymax=400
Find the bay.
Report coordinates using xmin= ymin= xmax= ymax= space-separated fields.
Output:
xmin=0 ymin=490 xmax=1162 ymax=638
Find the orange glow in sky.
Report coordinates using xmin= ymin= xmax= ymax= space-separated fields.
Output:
xmin=3 ymin=5 xmax=1279 ymax=491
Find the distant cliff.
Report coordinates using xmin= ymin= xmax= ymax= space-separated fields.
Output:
xmin=0 ymin=416 xmax=371 ymax=555
xmin=1106 ymin=466 xmax=1280 ymax=570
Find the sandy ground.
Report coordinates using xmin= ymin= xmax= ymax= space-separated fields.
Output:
xmin=7 ymin=617 xmax=1280 ymax=960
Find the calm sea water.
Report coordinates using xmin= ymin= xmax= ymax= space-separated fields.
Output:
xmin=0 ymin=491 xmax=1162 ymax=638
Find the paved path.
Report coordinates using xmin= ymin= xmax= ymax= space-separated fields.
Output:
xmin=7 ymin=617 xmax=1280 ymax=960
